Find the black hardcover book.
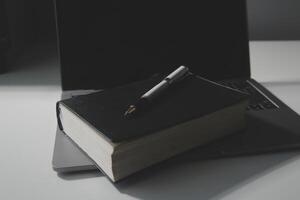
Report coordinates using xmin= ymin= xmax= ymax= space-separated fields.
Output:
xmin=57 ymin=75 xmax=248 ymax=182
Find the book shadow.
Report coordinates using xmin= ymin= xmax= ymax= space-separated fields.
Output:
xmin=113 ymin=113 xmax=300 ymax=199
xmin=57 ymin=150 xmax=299 ymax=199
xmin=114 ymin=152 xmax=299 ymax=200
xmin=56 ymin=111 xmax=300 ymax=199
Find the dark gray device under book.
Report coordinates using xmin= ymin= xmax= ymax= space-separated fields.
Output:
xmin=53 ymin=0 xmax=300 ymax=172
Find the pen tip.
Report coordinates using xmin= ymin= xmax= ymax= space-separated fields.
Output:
xmin=124 ymin=105 xmax=136 ymax=116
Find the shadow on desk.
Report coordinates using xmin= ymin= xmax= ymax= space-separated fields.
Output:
xmin=57 ymin=170 xmax=103 ymax=181
xmin=58 ymin=151 xmax=299 ymax=199
xmin=0 ymin=42 xmax=60 ymax=87
xmin=116 ymin=153 xmax=299 ymax=200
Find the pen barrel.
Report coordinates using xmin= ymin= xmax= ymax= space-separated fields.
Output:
xmin=141 ymin=80 xmax=169 ymax=102
xmin=165 ymin=66 xmax=189 ymax=84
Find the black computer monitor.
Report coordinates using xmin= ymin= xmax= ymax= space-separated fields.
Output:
xmin=55 ymin=0 xmax=250 ymax=90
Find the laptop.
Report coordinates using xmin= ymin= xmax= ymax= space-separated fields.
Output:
xmin=52 ymin=0 xmax=300 ymax=172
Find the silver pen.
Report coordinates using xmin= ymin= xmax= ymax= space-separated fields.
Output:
xmin=124 ymin=66 xmax=190 ymax=116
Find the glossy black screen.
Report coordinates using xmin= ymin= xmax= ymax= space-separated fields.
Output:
xmin=55 ymin=0 xmax=250 ymax=90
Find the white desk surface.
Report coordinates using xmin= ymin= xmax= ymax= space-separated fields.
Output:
xmin=0 ymin=41 xmax=300 ymax=200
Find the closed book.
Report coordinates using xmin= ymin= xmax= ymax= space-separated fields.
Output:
xmin=56 ymin=75 xmax=248 ymax=182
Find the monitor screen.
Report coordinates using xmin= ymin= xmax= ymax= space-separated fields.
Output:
xmin=55 ymin=0 xmax=250 ymax=90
